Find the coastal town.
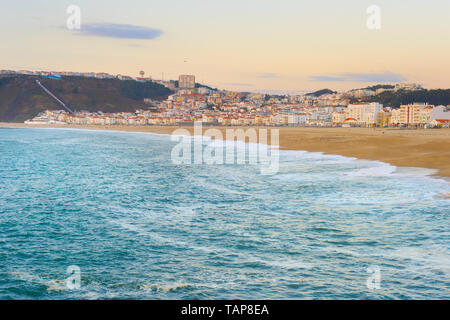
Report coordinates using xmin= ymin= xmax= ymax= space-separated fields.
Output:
xmin=4 ymin=70 xmax=448 ymax=128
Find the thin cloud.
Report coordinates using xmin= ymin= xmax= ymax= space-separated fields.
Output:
xmin=258 ymin=73 xmax=279 ymax=79
xmin=310 ymin=75 xmax=346 ymax=82
xmin=78 ymin=23 xmax=163 ymax=40
xmin=309 ymin=72 xmax=406 ymax=83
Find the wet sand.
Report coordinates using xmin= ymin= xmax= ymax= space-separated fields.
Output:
xmin=1 ymin=123 xmax=450 ymax=177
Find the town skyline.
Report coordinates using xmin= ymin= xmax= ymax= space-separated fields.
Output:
xmin=1 ymin=68 xmax=443 ymax=95
xmin=1 ymin=0 xmax=449 ymax=92
xmin=17 ymin=69 xmax=448 ymax=128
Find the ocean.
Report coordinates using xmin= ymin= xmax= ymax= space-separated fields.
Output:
xmin=0 ymin=127 xmax=448 ymax=299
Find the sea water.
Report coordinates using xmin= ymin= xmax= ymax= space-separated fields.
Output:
xmin=0 ymin=127 xmax=448 ymax=299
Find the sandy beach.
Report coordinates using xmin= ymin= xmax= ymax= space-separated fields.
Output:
xmin=1 ymin=122 xmax=450 ymax=177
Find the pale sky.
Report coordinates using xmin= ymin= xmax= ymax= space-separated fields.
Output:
xmin=0 ymin=0 xmax=449 ymax=92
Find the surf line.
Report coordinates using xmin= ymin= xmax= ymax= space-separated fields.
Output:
xmin=170 ymin=121 xmax=280 ymax=175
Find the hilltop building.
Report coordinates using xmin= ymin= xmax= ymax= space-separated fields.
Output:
xmin=179 ymin=75 xmax=196 ymax=89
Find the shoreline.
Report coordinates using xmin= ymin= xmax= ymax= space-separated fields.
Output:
xmin=1 ymin=122 xmax=450 ymax=178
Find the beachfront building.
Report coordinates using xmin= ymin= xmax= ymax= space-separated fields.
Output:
xmin=273 ymin=114 xmax=288 ymax=126
xmin=345 ymin=102 xmax=383 ymax=126
xmin=430 ymin=105 xmax=450 ymax=127
xmin=398 ymin=103 xmax=433 ymax=126
xmin=376 ymin=109 xmax=392 ymax=127
xmin=390 ymin=109 xmax=401 ymax=125
xmin=287 ymin=114 xmax=307 ymax=126
xmin=418 ymin=106 xmax=434 ymax=125
xmin=332 ymin=112 xmax=346 ymax=126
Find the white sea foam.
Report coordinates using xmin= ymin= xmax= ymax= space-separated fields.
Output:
xmin=190 ymin=177 xmax=250 ymax=195
xmin=108 ymin=215 xmax=314 ymax=272
xmin=259 ymin=259 xmax=314 ymax=270
xmin=23 ymin=126 xmax=445 ymax=182
xmin=4 ymin=127 xmax=449 ymax=299
xmin=169 ymin=205 xmax=197 ymax=221
xmin=139 ymin=283 xmax=191 ymax=292
xmin=345 ymin=163 xmax=397 ymax=177
xmin=8 ymin=271 xmax=67 ymax=292
xmin=393 ymin=167 xmax=439 ymax=177
xmin=379 ymin=246 xmax=450 ymax=276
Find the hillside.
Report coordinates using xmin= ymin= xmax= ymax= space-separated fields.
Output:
xmin=366 ymin=89 xmax=450 ymax=108
xmin=172 ymin=80 xmax=218 ymax=91
xmin=306 ymin=89 xmax=336 ymax=97
xmin=0 ymin=75 xmax=173 ymax=122
xmin=362 ymin=84 xmax=395 ymax=91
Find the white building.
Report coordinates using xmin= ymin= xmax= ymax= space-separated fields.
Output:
xmin=430 ymin=105 xmax=450 ymax=126
xmin=287 ymin=114 xmax=307 ymax=126
xmin=394 ymin=83 xmax=423 ymax=91
xmin=345 ymin=102 xmax=383 ymax=125
xmin=391 ymin=108 xmax=401 ymax=125
xmin=198 ymin=87 xmax=211 ymax=94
